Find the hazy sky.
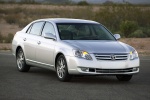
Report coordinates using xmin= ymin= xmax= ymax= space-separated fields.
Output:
xmin=4 ymin=0 xmax=150 ymax=4
xmin=73 ymin=0 xmax=150 ymax=4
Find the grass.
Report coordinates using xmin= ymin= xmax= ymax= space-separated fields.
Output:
xmin=0 ymin=43 xmax=11 ymax=50
xmin=0 ymin=32 xmax=14 ymax=43
xmin=121 ymin=38 xmax=150 ymax=55
xmin=0 ymin=4 xmax=150 ymax=35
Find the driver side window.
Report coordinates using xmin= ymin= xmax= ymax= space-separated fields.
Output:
xmin=30 ymin=22 xmax=44 ymax=36
xmin=42 ymin=22 xmax=55 ymax=36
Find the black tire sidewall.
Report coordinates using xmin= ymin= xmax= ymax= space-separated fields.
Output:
xmin=16 ymin=48 xmax=30 ymax=72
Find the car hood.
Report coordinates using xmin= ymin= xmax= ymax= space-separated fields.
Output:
xmin=63 ymin=40 xmax=133 ymax=54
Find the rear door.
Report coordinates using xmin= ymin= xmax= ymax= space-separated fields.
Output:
xmin=24 ymin=21 xmax=45 ymax=62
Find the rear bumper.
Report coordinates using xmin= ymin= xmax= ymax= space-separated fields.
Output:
xmin=65 ymin=54 xmax=140 ymax=75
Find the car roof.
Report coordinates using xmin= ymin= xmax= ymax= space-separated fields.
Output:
xmin=34 ymin=18 xmax=99 ymax=24
xmin=21 ymin=18 xmax=100 ymax=32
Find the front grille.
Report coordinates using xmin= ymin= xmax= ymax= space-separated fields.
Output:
xmin=94 ymin=53 xmax=128 ymax=61
xmin=96 ymin=68 xmax=134 ymax=73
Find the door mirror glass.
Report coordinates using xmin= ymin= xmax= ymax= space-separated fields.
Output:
xmin=44 ymin=33 xmax=56 ymax=40
xmin=114 ymin=34 xmax=121 ymax=40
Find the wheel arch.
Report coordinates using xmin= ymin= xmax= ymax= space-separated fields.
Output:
xmin=54 ymin=52 xmax=72 ymax=81
xmin=16 ymin=46 xmax=22 ymax=57
xmin=55 ymin=52 xmax=64 ymax=68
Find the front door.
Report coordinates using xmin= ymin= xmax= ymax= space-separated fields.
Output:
xmin=35 ymin=22 xmax=56 ymax=67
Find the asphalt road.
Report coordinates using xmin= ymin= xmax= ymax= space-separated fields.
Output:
xmin=0 ymin=52 xmax=150 ymax=100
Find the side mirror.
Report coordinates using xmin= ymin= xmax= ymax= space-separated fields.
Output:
xmin=44 ymin=33 xmax=56 ymax=40
xmin=114 ymin=34 xmax=121 ymax=40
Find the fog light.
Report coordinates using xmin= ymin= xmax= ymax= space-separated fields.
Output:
xmin=81 ymin=68 xmax=89 ymax=72
xmin=133 ymin=68 xmax=137 ymax=71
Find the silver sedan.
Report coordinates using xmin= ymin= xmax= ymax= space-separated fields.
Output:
xmin=12 ymin=18 xmax=139 ymax=82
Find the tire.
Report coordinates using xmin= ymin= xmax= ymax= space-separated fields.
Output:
xmin=56 ymin=55 xmax=72 ymax=82
xmin=116 ymin=75 xmax=132 ymax=81
xmin=16 ymin=48 xmax=30 ymax=72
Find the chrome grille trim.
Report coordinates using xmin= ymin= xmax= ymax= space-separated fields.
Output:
xmin=96 ymin=68 xmax=135 ymax=73
xmin=94 ymin=53 xmax=128 ymax=61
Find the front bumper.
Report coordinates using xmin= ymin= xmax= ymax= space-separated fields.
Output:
xmin=65 ymin=54 xmax=140 ymax=75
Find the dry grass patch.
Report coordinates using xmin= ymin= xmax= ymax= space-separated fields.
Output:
xmin=0 ymin=19 xmax=21 ymax=36
xmin=0 ymin=4 xmax=150 ymax=38
xmin=0 ymin=4 xmax=100 ymax=11
xmin=0 ymin=43 xmax=11 ymax=50
xmin=120 ymin=38 xmax=150 ymax=55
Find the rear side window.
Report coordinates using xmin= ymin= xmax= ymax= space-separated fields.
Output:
xmin=26 ymin=24 xmax=32 ymax=34
xmin=30 ymin=22 xmax=44 ymax=36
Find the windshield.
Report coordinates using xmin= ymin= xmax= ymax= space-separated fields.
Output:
xmin=57 ymin=23 xmax=116 ymax=40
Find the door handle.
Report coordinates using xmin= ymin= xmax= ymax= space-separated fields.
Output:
xmin=37 ymin=41 xmax=41 ymax=45
xmin=23 ymin=38 xmax=26 ymax=41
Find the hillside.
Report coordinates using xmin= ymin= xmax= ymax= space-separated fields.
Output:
xmin=0 ymin=4 xmax=150 ymax=55
xmin=0 ymin=0 xmax=70 ymax=4
xmin=0 ymin=4 xmax=150 ymax=37
xmin=73 ymin=0 xmax=150 ymax=4
xmin=1 ymin=0 xmax=150 ymax=4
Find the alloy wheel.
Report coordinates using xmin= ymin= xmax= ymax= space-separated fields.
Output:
xmin=17 ymin=50 xmax=25 ymax=70
xmin=56 ymin=55 xmax=72 ymax=81
xmin=57 ymin=58 xmax=66 ymax=78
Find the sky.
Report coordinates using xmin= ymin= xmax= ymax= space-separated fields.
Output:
xmin=72 ymin=0 xmax=150 ymax=4
xmin=3 ymin=0 xmax=150 ymax=4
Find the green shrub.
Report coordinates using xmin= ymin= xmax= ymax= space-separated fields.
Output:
xmin=120 ymin=20 xmax=138 ymax=37
xmin=129 ymin=30 xmax=146 ymax=38
xmin=5 ymin=33 xmax=14 ymax=43
xmin=19 ymin=0 xmax=37 ymax=4
xmin=141 ymin=28 xmax=150 ymax=37
xmin=77 ymin=1 xmax=89 ymax=5
xmin=103 ymin=1 xmax=114 ymax=5
xmin=0 ymin=32 xmax=3 ymax=43
xmin=0 ymin=0 xmax=5 ymax=4
xmin=5 ymin=14 xmax=19 ymax=24
xmin=145 ymin=29 xmax=150 ymax=37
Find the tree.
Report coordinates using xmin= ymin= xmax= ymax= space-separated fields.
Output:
xmin=77 ymin=0 xmax=89 ymax=5
xmin=20 ymin=0 xmax=35 ymax=4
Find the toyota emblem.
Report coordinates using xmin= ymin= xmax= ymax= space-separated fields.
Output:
xmin=111 ymin=55 xmax=116 ymax=60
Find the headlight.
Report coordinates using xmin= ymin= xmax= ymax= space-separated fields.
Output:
xmin=73 ymin=50 xmax=92 ymax=60
xmin=130 ymin=50 xmax=138 ymax=60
